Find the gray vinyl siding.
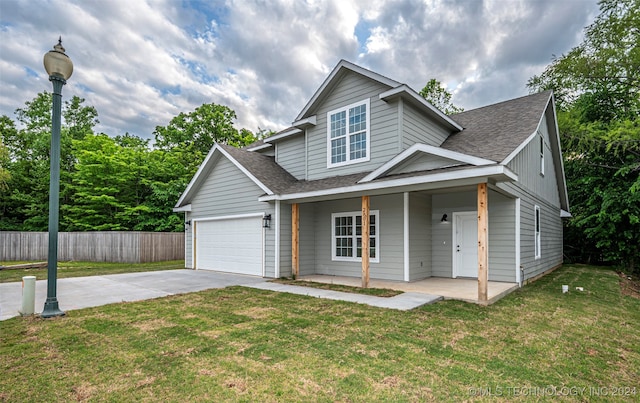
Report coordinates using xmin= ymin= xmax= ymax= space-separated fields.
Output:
xmin=305 ymin=72 xmax=400 ymax=180
xmin=185 ymin=156 xmax=274 ymax=276
xmin=431 ymin=189 xmax=517 ymax=282
xmin=488 ymin=191 xmax=516 ymax=282
xmin=278 ymin=202 xmax=292 ymax=277
xmin=507 ymin=116 xmax=561 ymax=207
xmin=275 ymin=135 xmax=306 ymax=180
xmin=390 ymin=153 xmax=462 ymax=175
xmin=498 ymin=182 xmax=564 ymax=281
xmin=402 ymin=102 xmax=451 ymax=148
xmin=313 ymin=194 xmax=405 ymax=281
xmin=409 ymin=193 xmax=432 ymax=280
xmin=431 ymin=192 xmax=475 ymax=277
xmin=298 ymin=203 xmax=317 ymax=276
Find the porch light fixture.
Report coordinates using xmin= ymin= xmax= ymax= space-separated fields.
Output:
xmin=440 ymin=214 xmax=448 ymax=223
xmin=185 ymin=220 xmax=191 ymax=229
xmin=263 ymin=214 xmax=271 ymax=228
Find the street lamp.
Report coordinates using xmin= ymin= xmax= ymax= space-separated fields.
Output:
xmin=41 ymin=37 xmax=73 ymax=318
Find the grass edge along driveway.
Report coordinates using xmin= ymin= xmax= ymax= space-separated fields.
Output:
xmin=1 ymin=264 xmax=639 ymax=402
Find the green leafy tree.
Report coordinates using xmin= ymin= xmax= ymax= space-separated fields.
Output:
xmin=529 ymin=0 xmax=640 ymax=273
xmin=528 ymin=0 xmax=639 ymax=120
xmin=419 ymin=78 xmax=464 ymax=115
xmin=0 ymin=93 xmax=99 ymax=230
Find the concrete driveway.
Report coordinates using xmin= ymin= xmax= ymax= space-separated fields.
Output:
xmin=0 ymin=269 xmax=266 ymax=321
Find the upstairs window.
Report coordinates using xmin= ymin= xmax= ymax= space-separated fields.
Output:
xmin=327 ymin=99 xmax=370 ymax=167
xmin=539 ymin=134 xmax=545 ymax=176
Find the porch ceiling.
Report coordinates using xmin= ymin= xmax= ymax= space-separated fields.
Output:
xmin=299 ymin=275 xmax=519 ymax=305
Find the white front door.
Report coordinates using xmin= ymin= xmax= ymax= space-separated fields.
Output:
xmin=454 ymin=212 xmax=478 ymax=278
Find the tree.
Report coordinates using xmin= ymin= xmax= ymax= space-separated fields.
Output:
xmin=154 ymin=102 xmax=257 ymax=155
xmin=528 ymin=0 xmax=640 ymax=273
xmin=0 ymin=93 xmax=99 ymax=230
xmin=419 ymin=79 xmax=464 ymax=115
xmin=528 ymin=0 xmax=639 ymax=120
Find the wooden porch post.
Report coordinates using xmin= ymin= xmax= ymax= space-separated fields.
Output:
xmin=477 ymin=183 xmax=488 ymax=302
xmin=361 ymin=196 xmax=370 ymax=288
xmin=292 ymin=203 xmax=299 ymax=278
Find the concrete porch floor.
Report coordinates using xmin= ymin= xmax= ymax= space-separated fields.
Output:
xmin=298 ymin=275 xmax=520 ymax=305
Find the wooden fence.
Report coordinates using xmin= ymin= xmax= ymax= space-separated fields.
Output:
xmin=0 ymin=232 xmax=184 ymax=263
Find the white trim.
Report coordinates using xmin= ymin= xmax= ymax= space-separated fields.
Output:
xmin=534 ymin=205 xmax=541 ymax=260
xmin=259 ymin=165 xmax=518 ymax=202
xmin=500 ymin=130 xmax=538 ymax=166
xmin=403 ymin=192 xmax=409 ymax=282
xmin=174 ymin=143 xmax=273 ymax=209
xmin=359 ymin=143 xmax=495 ymax=183
xmin=191 ymin=220 xmax=195 ymax=269
xmin=192 ymin=212 xmax=265 ymax=222
xmin=331 ymin=210 xmax=380 ymax=263
xmin=292 ymin=116 xmax=316 ymax=128
xmin=246 ymin=143 xmax=272 ymax=152
xmin=275 ymin=200 xmax=280 ymax=278
xmin=295 ymin=60 xmax=400 ymax=121
xmin=452 ymin=211 xmax=477 ymax=278
xmin=264 ymin=128 xmax=303 ymax=143
xmin=327 ymin=98 xmax=371 ymax=168
xmin=378 ymin=85 xmax=463 ymax=131
xmin=515 ymin=198 xmax=521 ymax=286
xmin=560 ymin=209 xmax=572 ymax=218
xmin=173 ymin=204 xmax=192 ymax=212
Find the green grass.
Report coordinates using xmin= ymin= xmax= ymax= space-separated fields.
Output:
xmin=273 ymin=278 xmax=403 ymax=297
xmin=1 ymin=264 xmax=639 ymax=402
xmin=0 ymin=260 xmax=184 ymax=283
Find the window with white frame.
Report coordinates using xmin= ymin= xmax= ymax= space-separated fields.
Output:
xmin=327 ymin=99 xmax=370 ymax=167
xmin=535 ymin=205 xmax=541 ymax=259
xmin=539 ymin=134 xmax=545 ymax=176
xmin=332 ymin=210 xmax=379 ymax=262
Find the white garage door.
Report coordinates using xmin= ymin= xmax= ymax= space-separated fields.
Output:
xmin=195 ymin=216 xmax=263 ymax=276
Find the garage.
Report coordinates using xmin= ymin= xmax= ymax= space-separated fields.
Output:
xmin=195 ymin=215 xmax=263 ymax=276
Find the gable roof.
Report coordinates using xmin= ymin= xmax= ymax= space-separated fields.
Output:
xmin=295 ymin=60 xmax=400 ymax=121
xmin=174 ymin=143 xmax=297 ymax=209
xmin=442 ymin=91 xmax=553 ymax=162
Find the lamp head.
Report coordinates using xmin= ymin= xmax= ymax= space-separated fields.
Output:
xmin=43 ymin=37 xmax=73 ymax=80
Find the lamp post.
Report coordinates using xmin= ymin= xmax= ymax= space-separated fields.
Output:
xmin=41 ymin=37 xmax=73 ymax=318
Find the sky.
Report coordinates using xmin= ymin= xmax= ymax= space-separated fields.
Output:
xmin=0 ymin=0 xmax=600 ymax=140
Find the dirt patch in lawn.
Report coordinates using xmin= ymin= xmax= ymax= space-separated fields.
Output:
xmin=618 ymin=271 xmax=640 ymax=299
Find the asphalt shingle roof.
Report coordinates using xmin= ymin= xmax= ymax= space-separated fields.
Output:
xmin=219 ymin=91 xmax=553 ymax=197
xmin=219 ymin=144 xmax=298 ymax=194
xmin=443 ymin=90 xmax=552 ymax=162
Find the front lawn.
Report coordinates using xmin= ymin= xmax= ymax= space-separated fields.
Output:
xmin=1 ymin=264 xmax=638 ymax=401
xmin=0 ymin=260 xmax=184 ymax=283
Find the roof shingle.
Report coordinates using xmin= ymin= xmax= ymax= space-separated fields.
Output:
xmin=443 ymin=91 xmax=552 ymax=162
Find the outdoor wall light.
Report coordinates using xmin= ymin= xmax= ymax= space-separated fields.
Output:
xmin=263 ymin=214 xmax=272 ymax=228
xmin=185 ymin=220 xmax=191 ymax=229
xmin=440 ymin=214 xmax=448 ymax=223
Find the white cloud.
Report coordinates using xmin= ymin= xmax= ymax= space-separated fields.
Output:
xmin=0 ymin=0 xmax=600 ymax=139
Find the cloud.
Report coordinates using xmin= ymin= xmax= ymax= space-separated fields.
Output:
xmin=0 ymin=0 xmax=600 ymax=140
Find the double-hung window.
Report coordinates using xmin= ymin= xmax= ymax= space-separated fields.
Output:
xmin=332 ymin=210 xmax=379 ymax=262
xmin=327 ymin=99 xmax=370 ymax=167
xmin=539 ymin=134 xmax=545 ymax=176
xmin=534 ymin=205 xmax=541 ymax=259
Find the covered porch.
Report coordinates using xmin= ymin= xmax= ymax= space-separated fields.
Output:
xmin=298 ymin=274 xmax=519 ymax=305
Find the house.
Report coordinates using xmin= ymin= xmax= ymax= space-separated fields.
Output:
xmin=173 ymin=60 xmax=570 ymax=303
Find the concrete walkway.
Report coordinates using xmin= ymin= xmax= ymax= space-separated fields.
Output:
xmin=1 ymin=270 xmax=442 ymax=321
